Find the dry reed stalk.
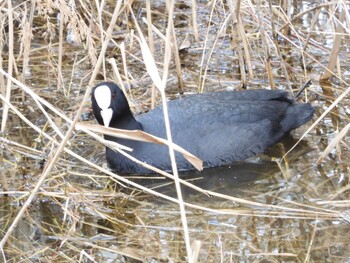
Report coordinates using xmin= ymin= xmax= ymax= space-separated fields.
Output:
xmin=0 ymin=137 xmax=42 ymax=155
xmin=119 ymin=42 xmax=132 ymax=91
xmin=142 ymin=16 xmax=167 ymax=42
xmin=79 ymin=123 xmax=202 ymax=168
xmin=1 ymin=0 xmax=14 ymax=132
xmin=129 ymin=1 xmax=193 ymax=259
xmin=18 ymin=2 xmax=34 ymax=94
xmin=0 ymin=2 xmax=5 ymax=96
xmin=108 ymin=57 xmax=128 ymax=95
xmin=96 ymin=0 xmax=107 ymax=80
xmin=146 ymin=0 xmax=157 ymax=109
xmin=228 ymin=0 xmax=243 ymax=86
xmin=81 ymin=242 xmax=143 ymax=261
xmin=329 ymin=183 xmax=350 ymax=200
xmin=265 ymin=45 xmax=275 ymax=88
xmin=230 ymin=0 xmax=253 ymax=80
xmin=171 ymin=24 xmax=185 ymax=92
xmin=198 ymin=0 xmax=216 ymax=92
xmin=280 ymin=0 xmax=289 ymax=37
xmin=316 ymin=123 xmax=350 ymax=165
xmin=268 ymin=1 xmax=292 ymax=90
xmin=304 ymin=217 xmax=318 ymax=263
xmin=320 ymin=8 xmax=345 ymax=82
xmin=191 ymin=0 xmax=199 ymax=41
xmin=237 ymin=48 xmax=247 ymax=85
xmin=88 ymin=0 xmax=123 ymax=85
xmin=57 ymin=11 xmax=64 ymax=90
xmin=303 ymin=17 xmax=320 ymax=51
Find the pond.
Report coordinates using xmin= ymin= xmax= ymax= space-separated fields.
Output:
xmin=0 ymin=0 xmax=350 ymax=262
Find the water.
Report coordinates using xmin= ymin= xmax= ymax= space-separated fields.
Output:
xmin=1 ymin=0 xmax=350 ymax=262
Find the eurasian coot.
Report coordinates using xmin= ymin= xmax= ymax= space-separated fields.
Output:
xmin=91 ymin=82 xmax=314 ymax=174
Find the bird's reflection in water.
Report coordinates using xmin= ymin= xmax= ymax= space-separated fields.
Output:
xmin=128 ymin=135 xmax=312 ymax=199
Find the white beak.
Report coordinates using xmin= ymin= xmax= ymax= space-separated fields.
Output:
xmin=94 ymin=85 xmax=113 ymax=127
xmin=100 ymin=108 xmax=113 ymax=127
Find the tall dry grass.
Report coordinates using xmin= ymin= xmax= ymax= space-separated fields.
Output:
xmin=0 ymin=0 xmax=349 ymax=262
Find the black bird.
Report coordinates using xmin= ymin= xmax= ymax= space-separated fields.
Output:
xmin=91 ymin=82 xmax=314 ymax=174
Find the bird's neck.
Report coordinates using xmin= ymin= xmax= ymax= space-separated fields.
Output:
xmin=112 ymin=113 xmax=143 ymax=130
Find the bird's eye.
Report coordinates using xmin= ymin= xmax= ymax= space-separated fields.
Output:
xmin=112 ymin=91 xmax=116 ymax=100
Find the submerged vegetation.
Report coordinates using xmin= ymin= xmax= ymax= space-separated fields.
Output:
xmin=0 ymin=0 xmax=350 ymax=262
